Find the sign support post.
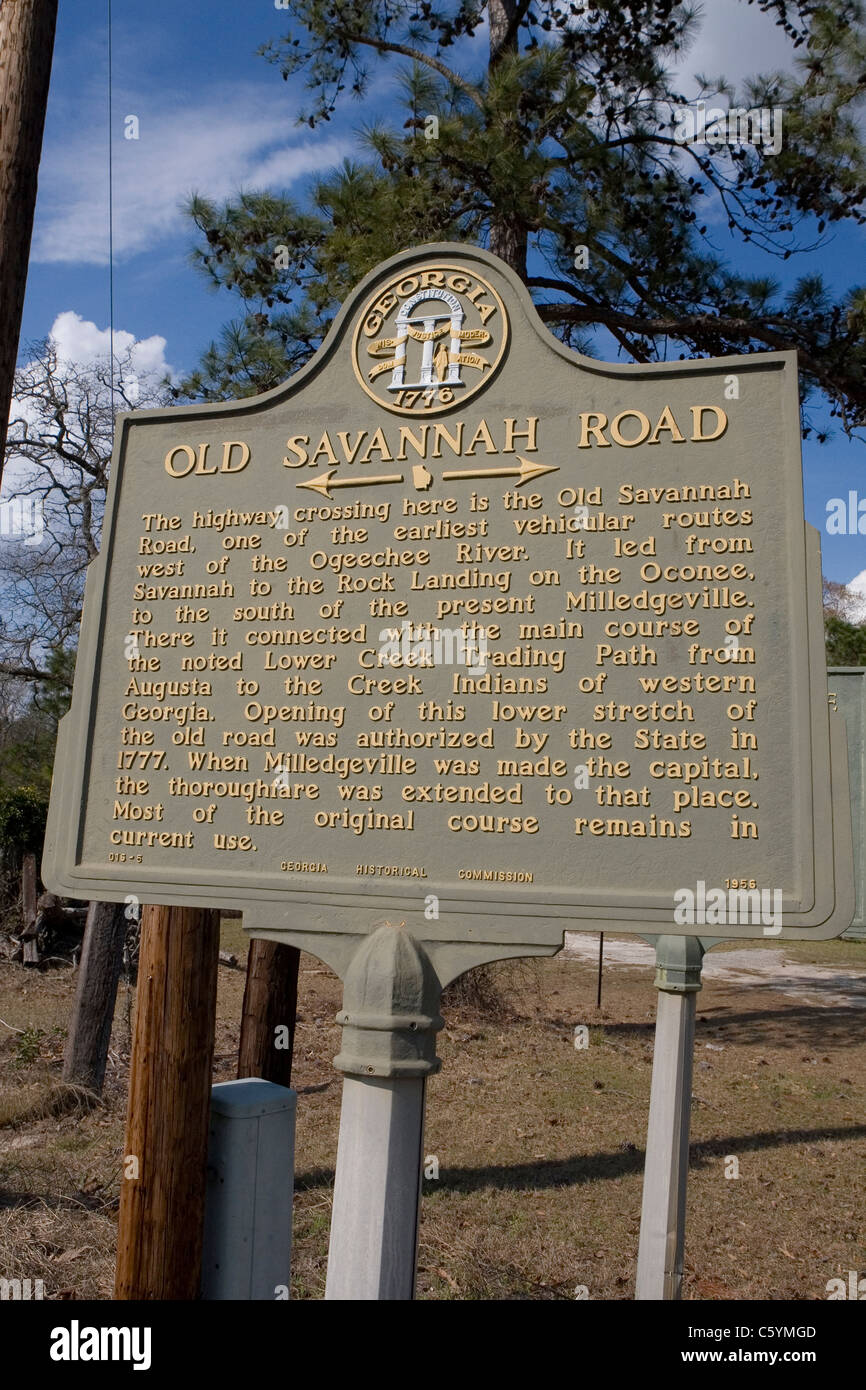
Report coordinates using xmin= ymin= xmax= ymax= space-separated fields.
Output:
xmin=635 ymin=935 xmax=705 ymax=1300
xmin=324 ymin=923 xmax=443 ymax=1300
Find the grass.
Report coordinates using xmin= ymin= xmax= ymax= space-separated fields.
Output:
xmin=0 ymin=929 xmax=864 ymax=1299
xmin=717 ymin=935 xmax=866 ymax=964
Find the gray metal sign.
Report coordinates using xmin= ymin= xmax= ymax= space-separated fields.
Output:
xmin=43 ymin=243 xmax=853 ymax=957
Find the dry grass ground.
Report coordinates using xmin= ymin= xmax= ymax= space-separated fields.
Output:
xmin=0 ymin=927 xmax=863 ymax=1301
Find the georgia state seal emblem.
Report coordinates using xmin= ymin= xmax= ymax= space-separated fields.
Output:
xmin=352 ymin=261 xmax=508 ymax=416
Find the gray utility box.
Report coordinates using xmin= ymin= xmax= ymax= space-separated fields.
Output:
xmin=201 ymin=1078 xmax=297 ymax=1300
xmin=828 ymin=668 xmax=866 ymax=940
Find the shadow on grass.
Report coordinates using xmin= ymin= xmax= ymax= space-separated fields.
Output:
xmin=432 ymin=1123 xmax=866 ymax=1193
xmin=294 ymin=1167 xmax=337 ymax=1193
xmin=294 ymin=1122 xmax=866 ymax=1196
xmin=594 ymin=1004 xmax=865 ymax=1049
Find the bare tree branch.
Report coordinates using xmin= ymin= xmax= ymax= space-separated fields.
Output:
xmin=332 ymin=27 xmax=486 ymax=110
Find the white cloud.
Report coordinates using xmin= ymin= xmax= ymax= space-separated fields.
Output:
xmin=33 ymin=85 xmax=349 ymax=266
xmin=843 ymin=570 xmax=866 ymax=623
xmin=1 ymin=314 xmax=174 ymax=503
xmin=49 ymin=310 xmax=173 ymax=383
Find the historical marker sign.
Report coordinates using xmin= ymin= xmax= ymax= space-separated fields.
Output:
xmin=43 ymin=244 xmax=853 ymax=947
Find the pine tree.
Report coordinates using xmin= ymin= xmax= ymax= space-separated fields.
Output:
xmin=178 ymin=0 xmax=866 ymax=440
xmin=826 ymin=612 xmax=866 ymax=663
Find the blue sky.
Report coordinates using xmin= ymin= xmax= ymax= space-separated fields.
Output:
xmin=22 ymin=1 xmax=353 ymax=367
xmin=17 ymin=0 xmax=866 ymax=584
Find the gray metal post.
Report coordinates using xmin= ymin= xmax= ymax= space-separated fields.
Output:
xmin=635 ymin=935 xmax=705 ymax=1301
xmin=325 ymin=923 xmax=443 ymax=1301
xmin=201 ymin=1077 xmax=297 ymax=1300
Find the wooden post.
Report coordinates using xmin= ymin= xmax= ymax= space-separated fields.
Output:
xmin=62 ymin=900 xmax=127 ymax=1094
xmin=237 ymin=938 xmax=300 ymax=1086
xmin=115 ymin=903 xmax=220 ymax=1300
xmin=0 ymin=0 xmax=59 ymax=472
xmin=19 ymin=850 xmax=38 ymax=964
xmin=635 ymin=935 xmax=704 ymax=1300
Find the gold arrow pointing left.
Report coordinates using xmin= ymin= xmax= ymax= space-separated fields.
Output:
xmin=297 ymin=469 xmax=405 ymax=500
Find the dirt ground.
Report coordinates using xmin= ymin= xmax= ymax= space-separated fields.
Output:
xmin=0 ymin=928 xmax=863 ymax=1301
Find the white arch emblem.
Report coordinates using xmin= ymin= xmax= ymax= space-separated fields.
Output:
xmin=388 ymin=288 xmax=465 ymax=391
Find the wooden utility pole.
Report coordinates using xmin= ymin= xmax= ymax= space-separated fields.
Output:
xmin=62 ymin=900 xmax=127 ymax=1094
xmin=237 ymin=939 xmax=300 ymax=1086
xmin=115 ymin=903 xmax=220 ymax=1300
xmin=0 ymin=0 xmax=59 ymax=475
